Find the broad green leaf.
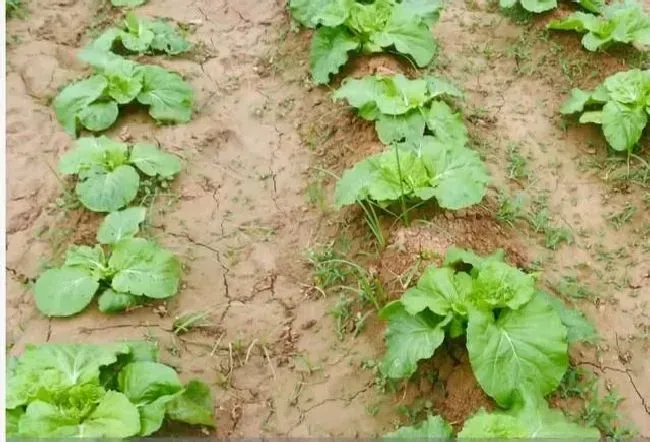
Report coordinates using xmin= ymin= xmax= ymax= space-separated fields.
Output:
xmin=53 ymin=75 xmax=108 ymax=136
xmin=77 ymin=100 xmax=119 ymax=132
xmin=129 ymin=143 xmax=182 ymax=177
xmin=138 ymin=395 xmax=179 ymax=436
xmin=420 ymin=136 xmax=490 ymax=210
xmin=7 ymin=408 xmax=24 ymax=436
xmin=603 ymin=69 xmax=650 ymax=104
xmin=380 ymin=303 xmax=448 ymax=379
xmin=91 ymin=28 xmax=122 ymax=51
xmin=559 ymin=88 xmax=592 ymax=114
xmin=149 ymin=20 xmax=191 ymax=55
xmin=537 ymin=291 xmax=598 ymax=344
xmin=467 ymin=296 xmax=568 ymax=407
xmin=384 ymin=414 xmax=452 ymax=439
xmin=97 ymin=207 xmax=147 ymax=245
xmin=370 ymin=14 xmax=436 ymax=67
xmin=576 ymin=0 xmax=604 ymax=13
xmin=288 ymin=0 xmax=352 ymax=28
xmin=346 ymin=0 xmax=393 ymax=36
xmin=136 ymin=66 xmax=193 ymax=123
xmin=601 ymin=101 xmax=647 ymax=151
xmin=63 ymin=245 xmax=108 ymax=279
xmin=581 ymin=31 xmax=612 ymax=51
xmin=120 ymin=13 xmax=155 ymax=53
xmin=117 ymin=361 xmax=183 ymax=435
xmin=111 ymin=0 xmax=146 ymax=6
xmin=401 ymin=266 xmax=471 ymax=317
xmin=376 ymin=110 xmax=426 ymax=144
xmin=118 ymin=361 xmax=183 ymax=404
xmin=310 ymin=26 xmax=360 ymax=85
xmin=33 ymin=267 xmax=99 ymax=317
xmin=500 ymin=0 xmax=518 ymax=7
xmin=459 ymin=411 xmax=529 ymax=438
xmin=333 ymin=75 xmax=381 ymax=120
xmin=98 ymin=289 xmax=142 ymax=313
xmin=375 ymin=75 xmax=429 ymax=115
xmin=579 ymin=110 xmax=603 ymax=124
xmin=425 ymin=101 xmax=468 ymax=145
xmin=520 ymin=0 xmax=557 ymax=13
xmin=76 ymin=164 xmax=140 ymax=212
xmin=443 ymin=246 xmax=505 ymax=270
xmin=109 ymin=237 xmax=181 ymax=299
xmin=470 ymin=260 xmax=536 ymax=310
xmin=166 ymin=380 xmax=215 ymax=426
xmin=393 ymin=0 xmax=443 ymax=26
xmin=459 ymin=391 xmax=600 ymax=438
xmin=548 ymin=12 xmax=600 ymax=32
xmin=426 ymin=76 xmax=464 ymax=98
xmin=19 ymin=391 xmax=141 ymax=437
xmin=59 ymin=136 xmax=129 ymax=178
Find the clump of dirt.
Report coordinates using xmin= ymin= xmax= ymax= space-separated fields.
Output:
xmin=378 ymin=209 xmax=528 ymax=294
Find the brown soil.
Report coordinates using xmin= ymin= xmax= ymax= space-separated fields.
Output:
xmin=6 ymin=0 xmax=650 ymax=437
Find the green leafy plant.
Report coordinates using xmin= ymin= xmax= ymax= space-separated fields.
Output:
xmin=335 ymin=136 xmax=489 ymax=212
xmin=548 ymin=0 xmax=650 ymax=51
xmin=288 ymin=0 xmax=442 ymax=84
xmin=560 ymin=69 xmax=650 ymax=151
xmin=111 ymin=0 xmax=146 ymax=6
xmin=499 ymin=0 xmax=558 ymax=14
xmin=33 ymin=208 xmax=181 ymax=317
xmin=53 ymin=49 xmax=193 ymax=136
xmin=91 ymin=12 xmax=190 ymax=55
xmin=379 ymin=247 xmax=596 ymax=407
xmin=333 ymin=73 xmax=464 ymax=145
xmin=6 ymin=342 xmax=214 ymax=437
xmin=385 ymin=391 xmax=599 ymax=438
xmin=59 ymin=135 xmax=181 ymax=212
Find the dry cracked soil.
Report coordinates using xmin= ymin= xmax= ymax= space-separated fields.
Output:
xmin=5 ymin=0 xmax=650 ymax=437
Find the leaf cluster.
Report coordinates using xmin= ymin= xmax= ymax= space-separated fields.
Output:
xmin=91 ymin=12 xmax=191 ymax=55
xmin=7 ymin=342 xmax=214 ymax=437
xmin=548 ymin=0 xmax=650 ymax=51
xmin=560 ymin=69 xmax=650 ymax=151
xmin=289 ymin=0 xmax=442 ymax=84
xmin=333 ymin=74 xmax=488 ymax=212
xmin=379 ymin=247 xmax=598 ymax=406
xmin=384 ymin=391 xmax=600 ymax=439
xmin=333 ymin=73 xmax=464 ymax=145
xmin=33 ymin=208 xmax=181 ymax=317
xmin=59 ymin=135 xmax=182 ymax=212
xmin=53 ymin=49 xmax=193 ymax=136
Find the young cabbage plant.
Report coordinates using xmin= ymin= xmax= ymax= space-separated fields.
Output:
xmin=379 ymin=247 xmax=597 ymax=408
xmin=59 ymin=135 xmax=181 ymax=212
xmin=288 ymin=0 xmax=442 ymax=84
xmin=53 ymin=49 xmax=193 ymax=136
xmin=384 ymin=390 xmax=599 ymax=439
xmin=335 ymin=136 xmax=489 ymax=212
xmin=91 ymin=12 xmax=191 ymax=55
xmin=33 ymin=207 xmax=181 ymax=317
xmin=548 ymin=0 xmax=650 ymax=52
xmin=6 ymin=341 xmax=215 ymax=437
xmin=560 ymin=69 xmax=650 ymax=152
xmin=333 ymin=73 xmax=464 ymax=145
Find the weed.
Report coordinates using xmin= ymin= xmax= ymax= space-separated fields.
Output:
xmin=305 ymin=175 xmax=327 ymax=210
xmin=499 ymin=2 xmax=534 ymax=25
xmin=397 ymin=399 xmax=434 ymax=425
xmin=527 ymin=206 xmax=573 ymax=249
xmin=496 ymin=190 xmax=526 ymax=227
xmin=173 ymin=310 xmax=215 ymax=335
xmin=6 ymin=0 xmax=25 ymax=18
xmin=507 ymin=142 xmax=528 ymax=180
xmin=361 ymin=358 xmax=399 ymax=393
xmin=358 ymin=200 xmax=386 ymax=249
xmin=304 ymin=242 xmax=349 ymax=290
xmin=606 ymin=203 xmax=637 ymax=230
xmin=330 ymin=294 xmax=354 ymax=340
xmin=551 ymin=274 xmax=596 ymax=301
